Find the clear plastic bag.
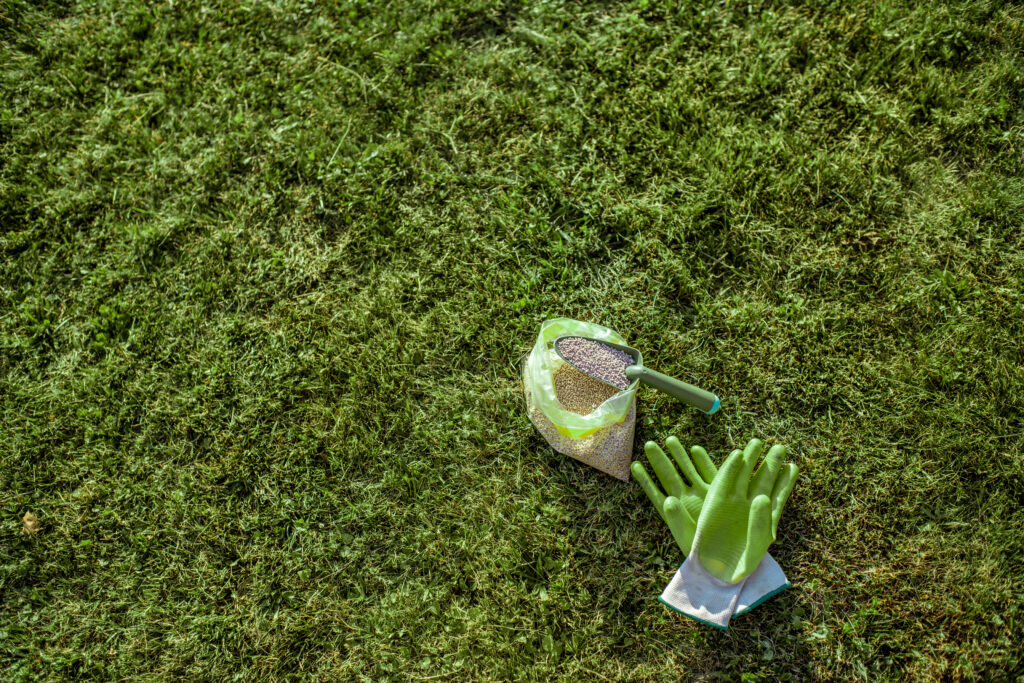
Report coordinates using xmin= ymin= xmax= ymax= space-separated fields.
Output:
xmin=523 ymin=318 xmax=638 ymax=480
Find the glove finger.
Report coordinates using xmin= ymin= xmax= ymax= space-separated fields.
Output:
xmin=690 ymin=445 xmax=718 ymax=483
xmin=631 ymin=461 xmax=666 ymax=517
xmin=714 ymin=448 xmax=745 ymax=494
xmin=770 ymin=462 xmax=800 ymax=535
xmin=665 ymin=436 xmax=704 ymax=491
xmin=750 ymin=444 xmax=785 ymax=498
xmin=736 ymin=494 xmax=774 ymax=582
xmin=736 ymin=438 xmax=764 ymax=495
xmin=664 ymin=496 xmax=697 ymax=556
xmin=645 ymin=441 xmax=685 ymax=498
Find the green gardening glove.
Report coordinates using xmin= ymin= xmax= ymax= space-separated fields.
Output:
xmin=692 ymin=439 xmax=798 ymax=583
xmin=630 ymin=436 xmax=717 ymax=554
xmin=632 ymin=437 xmax=799 ymax=627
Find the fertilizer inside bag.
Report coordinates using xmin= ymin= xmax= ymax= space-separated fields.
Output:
xmin=523 ymin=318 xmax=638 ymax=481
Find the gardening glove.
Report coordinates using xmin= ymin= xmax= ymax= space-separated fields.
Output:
xmin=631 ymin=437 xmax=796 ymax=618
xmin=631 ymin=437 xmax=716 ymax=552
xmin=632 ymin=438 xmax=798 ymax=628
xmin=667 ymin=439 xmax=798 ymax=628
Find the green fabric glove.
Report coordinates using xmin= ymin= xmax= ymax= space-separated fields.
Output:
xmin=632 ymin=437 xmax=799 ymax=627
xmin=630 ymin=436 xmax=716 ymax=555
xmin=692 ymin=439 xmax=798 ymax=583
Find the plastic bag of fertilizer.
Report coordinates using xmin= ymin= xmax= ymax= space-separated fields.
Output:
xmin=523 ymin=318 xmax=638 ymax=480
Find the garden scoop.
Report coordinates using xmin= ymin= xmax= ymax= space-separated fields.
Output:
xmin=553 ymin=335 xmax=720 ymax=414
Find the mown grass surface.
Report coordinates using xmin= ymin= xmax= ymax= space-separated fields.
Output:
xmin=2 ymin=0 xmax=1023 ymax=680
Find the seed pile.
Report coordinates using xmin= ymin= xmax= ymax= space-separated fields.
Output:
xmin=552 ymin=363 xmax=618 ymax=415
xmin=556 ymin=337 xmax=633 ymax=390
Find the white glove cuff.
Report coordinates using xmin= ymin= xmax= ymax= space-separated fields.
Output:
xmin=735 ymin=552 xmax=790 ymax=616
xmin=658 ymin=552 xmax=746 ymax=629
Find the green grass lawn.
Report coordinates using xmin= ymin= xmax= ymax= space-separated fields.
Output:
xmin=2 ymin=0 xmax=1023 ymax=679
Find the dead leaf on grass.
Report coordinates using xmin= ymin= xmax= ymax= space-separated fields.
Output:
xmin=842 ymin=231 xmax=893 ymax=251
xmin=22 ymin=512 xmax=41 ymax=535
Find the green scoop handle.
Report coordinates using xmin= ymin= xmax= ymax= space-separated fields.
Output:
xmin=625 ymin=365 xmax=720 ymax=414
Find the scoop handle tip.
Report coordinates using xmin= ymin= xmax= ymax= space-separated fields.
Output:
xmin=625 ymin=365 xmax=719 ymax=414
xmin=704 ymin=396 xmax=721 ymax=415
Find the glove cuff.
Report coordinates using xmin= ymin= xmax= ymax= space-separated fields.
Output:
xmin=734 ymin=552 xmax=790 ymax=617
xmin=658 ymin=553 xmax=746 ymax=629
